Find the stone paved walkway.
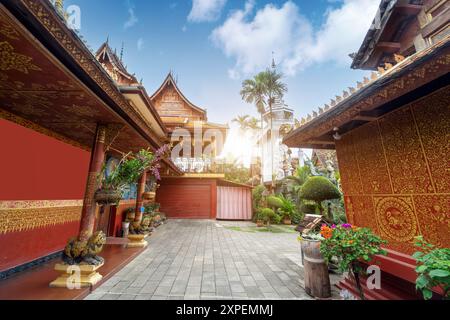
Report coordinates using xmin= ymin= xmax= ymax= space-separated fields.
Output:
xmin=86 ymin=219 xmax=341 ymax=300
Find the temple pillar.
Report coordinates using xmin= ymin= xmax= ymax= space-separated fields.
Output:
xmin=78 ymin=124 xmax=107 ymax=242
xmin=134 ymin=171 xmax=147 ymax=224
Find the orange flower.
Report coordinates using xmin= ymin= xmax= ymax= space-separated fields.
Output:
xmin=320 ymin=225 xmax=333 ymax=239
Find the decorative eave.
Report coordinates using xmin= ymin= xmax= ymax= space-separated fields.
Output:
xmin=150 ymin=73 xmax=207 ymax=118
xmin=3 ymin=0 xmax=163 ymax=149
xmin=351 ymin=0 xmax=424 ymax=70
xmin=118 ymin=85 xmax=169 ymax=136
xmin=1 ymin=0 xmax=182 ymax=176
xmin=283 ymin=35 xmax=450 ymax=150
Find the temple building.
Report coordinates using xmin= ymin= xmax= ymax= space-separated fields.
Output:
xmin=0 ymin=0 xmax=251 ymax=295
xmin=284 ymin=0 xmax=449 ymax=299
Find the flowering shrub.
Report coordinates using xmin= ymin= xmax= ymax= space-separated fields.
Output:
xmin=413 ymin=236 xmax=450 ymax=300
xmin=319 ymin=223 xmax=387 ymax=299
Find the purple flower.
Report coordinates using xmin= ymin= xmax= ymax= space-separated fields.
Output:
xmin=331 ymin=224 xmax=337 ymax=229
xmin=342 ymin=223 xmax=352 ymax=229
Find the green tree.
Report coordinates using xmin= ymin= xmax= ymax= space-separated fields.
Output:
xmin=232 ymin=115 xmax=250 ymax=131
xmin=241 ymin=69 xmax=287 ymax=190
xmin=300 ymin=176 xmax=341 ymax=220
xmin=241 ymin=73 xmax=267 ymax=184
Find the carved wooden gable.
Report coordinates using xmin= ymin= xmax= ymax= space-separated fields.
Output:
xmin=152 ymin=82 xmax=205 ymax=122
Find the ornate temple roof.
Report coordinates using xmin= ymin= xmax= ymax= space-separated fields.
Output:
xmin=283 ymin=35 xmax=450 ymax=149
xmin=150 ymin=73 xmax=208 ymax=118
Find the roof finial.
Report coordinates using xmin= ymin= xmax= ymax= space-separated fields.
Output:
xmin=55 ymin=0 xmax=64 ymax=14
xmin=120 ymin=42 xmax=124 ymax=62
xmin=271 ymin=51 xmax=276 ymax=69
xmin=106 ymin=35 xmax=109 ymax=44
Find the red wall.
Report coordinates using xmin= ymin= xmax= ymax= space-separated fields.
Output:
xmin=0 ymin=119 xmax=91 ymax=271
xmin=0 ymin=222 xmax=80 ymax=271
xmin=0 ymin=119 xmax=91 ymax=200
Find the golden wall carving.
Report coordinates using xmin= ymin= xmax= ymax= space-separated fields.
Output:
xmin=0 ymin=200 xmax=83 ymax=234
xmin=337 ymin=86 xmax=450 ymax=255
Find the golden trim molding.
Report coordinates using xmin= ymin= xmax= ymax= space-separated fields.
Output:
xmin=0 ymin=200 xmax=83 ymax=234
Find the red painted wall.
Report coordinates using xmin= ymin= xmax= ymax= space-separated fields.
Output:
xmin=0 ymin=119 xmax=90 ymax=200
xmin=0 ymin=119 xmax=91 ymax=271
xmin=0 ymin=222 xmax=80 ymax=272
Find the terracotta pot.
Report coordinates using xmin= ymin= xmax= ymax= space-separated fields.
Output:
xmin=256 ymin=220 xmax=265 ymax=227
xmin=142 ymin=191 xmax=156 ymax=201
xmin=283 ymin=218 xmax=292 ymax=225
xmin=94 ymin=189 xmax=122 ymax=205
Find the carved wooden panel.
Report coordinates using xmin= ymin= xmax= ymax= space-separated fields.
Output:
xmin=337 ymin=87 xmax=450 ymax=254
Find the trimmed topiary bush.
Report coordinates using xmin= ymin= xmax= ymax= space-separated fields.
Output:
xmin=300 ymin=176 xmax=341 ymax=219
xmin=267 ymin=196 xmax=284 ymax=208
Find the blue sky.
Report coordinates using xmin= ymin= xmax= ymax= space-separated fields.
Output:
xmin=65 ymin=0 xmax=380 ymax=125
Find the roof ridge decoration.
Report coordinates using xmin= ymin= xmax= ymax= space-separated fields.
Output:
xmin=291 ymin=33 xmax=450 ymax=133
xmin=294 ymin=52 xmax=409 ymax=130
xmin=150 ymin=72 xmax=207 ymax=117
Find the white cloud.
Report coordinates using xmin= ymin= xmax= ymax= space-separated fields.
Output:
xmin=137 ymin=38 xmax=144 ymax=51
xmin=211 ymin=0 xmax=380 ymax=78
xmin=124 ymin=2 xmax=138 ymax=29
xmin=188 ymin=0 xmax=227 ymax=22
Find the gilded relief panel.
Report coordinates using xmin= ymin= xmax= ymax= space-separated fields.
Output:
xmin=413 ymin=195 xmax=450 ymax=249
xmin=345 ymin=196 xmax=379 ymax=235
xmin=337 ymin=91 xmax=449 ymax=255
xmin=352 ymin=122 xmax=393 ymax=194
xmin=378 ymin=106 xmax=434 ymax=194
xmin=335 ymin=135 xmax=363 ymax=196
xmin=411 ymin=87 xmax=450 ymax=193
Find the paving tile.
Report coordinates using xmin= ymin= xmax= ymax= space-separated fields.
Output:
xmin=86 ymin=220 xmax=341 ymax=301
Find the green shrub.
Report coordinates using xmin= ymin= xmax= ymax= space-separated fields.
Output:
xmin=252 ymin=185 xmax=267 ymax=212
xmin=413 ymin=236 xmax=450 ymax=300
xmin=277 ymin=195 xmax=296 ymax=219
xmin=299 ymin=201 xmax=317 ymax=215
xmin=300 ymin=176 xmax=341 ymax=219
xmin=267 ymin=196 xmax=284 ymax=208
xmin=291 ymin=211 xmax=304 ymax=224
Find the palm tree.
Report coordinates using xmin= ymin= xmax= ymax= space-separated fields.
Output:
xmin=232 ymin=115 xmax=250 ymax=131
xmin=240 ymin=74 xmax=267 ymax=184
xmin=246 ymin=117 xmax=260 ymax=130
xmin=259 ymin=68 xmax=288 ymax=190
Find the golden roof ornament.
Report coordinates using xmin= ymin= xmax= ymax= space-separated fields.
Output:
xmin=313 ymin=111 xmax=318 ymax=118
xmin=377 ymin=67 xmax=386 ymax=75
xmin=363 ymin=77 xmax=370 ymax=84
xmin=357 ymin=81 xmax=363 ymax=89
xmin=301 ymin=118 xmax=306 ymax=125
xmin=324 ymin=104 xmax=330 ymax=111
xmin=336 ymin=95 xmax=342 ymax=103
xmin=384 ymin=62 xmax=393 ymax=70
xmin=54 ymin=0 xmax=65 ymax=15
xmin=318 ymin=107 xmax=324 ymax=114
xmin=343 ymin=91 xmax=349 ymax=98
xmin=307 ymin=114 xmax=312 ymax=121
xmin=330 ymin=99 xmax=336 ymax=107
xmin=394 ymin=53 xmax=405 ymax=63
xmin=349 ymin=87 xmax=356 ymax=94
xmin=371 ymin=72 xmax=378 ymax=81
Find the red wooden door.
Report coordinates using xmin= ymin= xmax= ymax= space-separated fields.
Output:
xmin=157 ymin=184 xmax=211 ymax=219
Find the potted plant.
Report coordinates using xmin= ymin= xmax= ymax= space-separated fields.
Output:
xmin=319 ymin=223 xmax=387 ymax=300
xmin=413 ymin=236 xmax=450 ymax=300
xmin=95 ymin=149 xmax=154 ymax=205
xmin=127 ymin=145 xmax=168 ymax=246
xmin=276 ymin=195 xmax=296 ymax=225
xmin=255 ymin=210 xmax=266 ymax=227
